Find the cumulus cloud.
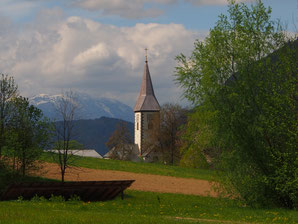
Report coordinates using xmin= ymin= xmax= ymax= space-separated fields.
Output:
xmin=0 ymin=8 xmax=206 ymax=107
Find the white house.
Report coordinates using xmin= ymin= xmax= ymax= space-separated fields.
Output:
xmin=48 ymin=149 xmax=103 ymax=158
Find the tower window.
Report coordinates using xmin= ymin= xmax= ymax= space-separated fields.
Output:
xmin=136 ymin=114 xmax=139 ymax=130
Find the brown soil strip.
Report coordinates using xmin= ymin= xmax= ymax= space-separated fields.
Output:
xmin=37 ymin=162 xmax=218 ymax=197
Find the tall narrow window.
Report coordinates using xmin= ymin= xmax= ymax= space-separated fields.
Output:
xmin=136 ymin=114 xmax=139 ymax=130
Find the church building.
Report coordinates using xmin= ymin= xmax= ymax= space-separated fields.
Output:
xmin=134 ymin=51 xmax=160 ymax=156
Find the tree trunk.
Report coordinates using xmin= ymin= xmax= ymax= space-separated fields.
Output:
xmin=171 ymin=147 xmax=174 ymax=165
xmin=22 ymin=149 xmax=26 ymax=176
xmin=0 ymin=123 xmax=3 ymax=158
xmin=0 ymin=100 xmax=5 ymax=158
xmin=13 ymin=155 xmax=16 ymax=171
xmin=61 ymin=169 xmax=65 ymax=183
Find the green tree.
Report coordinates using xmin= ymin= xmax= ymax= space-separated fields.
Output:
xmin=0 ymin=74 xmax=18 ymax=157
xmin=175 ymin=0 xmax=297 ymax=208
xmin=179 ymin=108 xmax=215 ymax=169
xmin=6 ymin=97 xmax=51 ymax=176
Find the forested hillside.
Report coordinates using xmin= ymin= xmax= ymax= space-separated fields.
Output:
xmin=53 ymin=117 xmax=134 ymax=155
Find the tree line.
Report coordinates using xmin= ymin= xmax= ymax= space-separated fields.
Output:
xmin=0 ymin=76 xmax=82 ymax=183
xmin=106 ymin=0 xmax=297 ymax=209
xmin=174 ymin=0 xmax=297 ymax=209
xmin=0 ymin=74 xmax=50 ymax=176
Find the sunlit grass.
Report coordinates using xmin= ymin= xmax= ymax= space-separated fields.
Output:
xmin=0 ymin=190 xmax=297 ymax=224
xmin=41 ymin=152 xmax=216 ymax=181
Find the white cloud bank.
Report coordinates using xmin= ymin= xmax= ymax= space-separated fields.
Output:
xmin=0 ymin=8 xmax=206 ymax=107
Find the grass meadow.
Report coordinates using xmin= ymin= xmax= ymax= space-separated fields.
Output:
xmin=1 ymin=154 xmax=297 ymax=223
xmin=0 ymin=190 xmax=297 ymax=224
xmin=41 ymin=152 xmax=216 ymax=181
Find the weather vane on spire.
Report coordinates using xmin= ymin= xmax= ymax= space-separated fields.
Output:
xmin=145 ymin=48 xmax=148 ymax=62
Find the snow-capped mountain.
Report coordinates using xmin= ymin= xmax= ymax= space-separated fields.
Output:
xmin=30 ymin=93 xmax=134 ymax=122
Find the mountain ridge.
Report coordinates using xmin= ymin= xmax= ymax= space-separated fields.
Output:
xmin=30 ymin=93 xmax=134 ymax=122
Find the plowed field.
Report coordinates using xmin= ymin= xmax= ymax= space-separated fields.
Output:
xmin=38 ymin=162 xmax=217 ymax=197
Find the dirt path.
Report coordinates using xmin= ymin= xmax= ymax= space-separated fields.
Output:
xmin=38 ymin=162 xmax=217 ymax=197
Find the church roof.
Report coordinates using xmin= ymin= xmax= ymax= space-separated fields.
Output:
xmin=134 ymin=60 xmax=160 ymax=112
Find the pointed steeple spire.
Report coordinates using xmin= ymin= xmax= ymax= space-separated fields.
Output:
xmin=134 ymin=50 xmax=160 ymax=112
xmin=145 ymin=48 xmax=148 ymax=62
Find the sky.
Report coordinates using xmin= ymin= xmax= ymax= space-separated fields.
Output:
xmin=0 ymin=0 xmax=297 ymax=107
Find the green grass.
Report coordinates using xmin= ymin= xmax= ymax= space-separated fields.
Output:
xmin=41 ymin=152 xmax=216 ymax=181
xmin=0 ymin=190 xmax=297 ymax=224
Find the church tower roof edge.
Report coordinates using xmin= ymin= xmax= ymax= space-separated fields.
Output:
xmin=134 ymin=59 xmax=160 ymax=112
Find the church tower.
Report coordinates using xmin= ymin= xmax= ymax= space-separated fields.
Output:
xmin=134 ymin=50 xmax=160 ymax=155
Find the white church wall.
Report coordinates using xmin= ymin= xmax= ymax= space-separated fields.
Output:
xmin=134 ymin=112 xmax=142 ymax=153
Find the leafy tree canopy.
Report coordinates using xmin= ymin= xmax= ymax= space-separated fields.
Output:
xmin=5 ymin=96 xmax=51 ymax=176
xmin=175 ymin=0 xmax=297 ymax=208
